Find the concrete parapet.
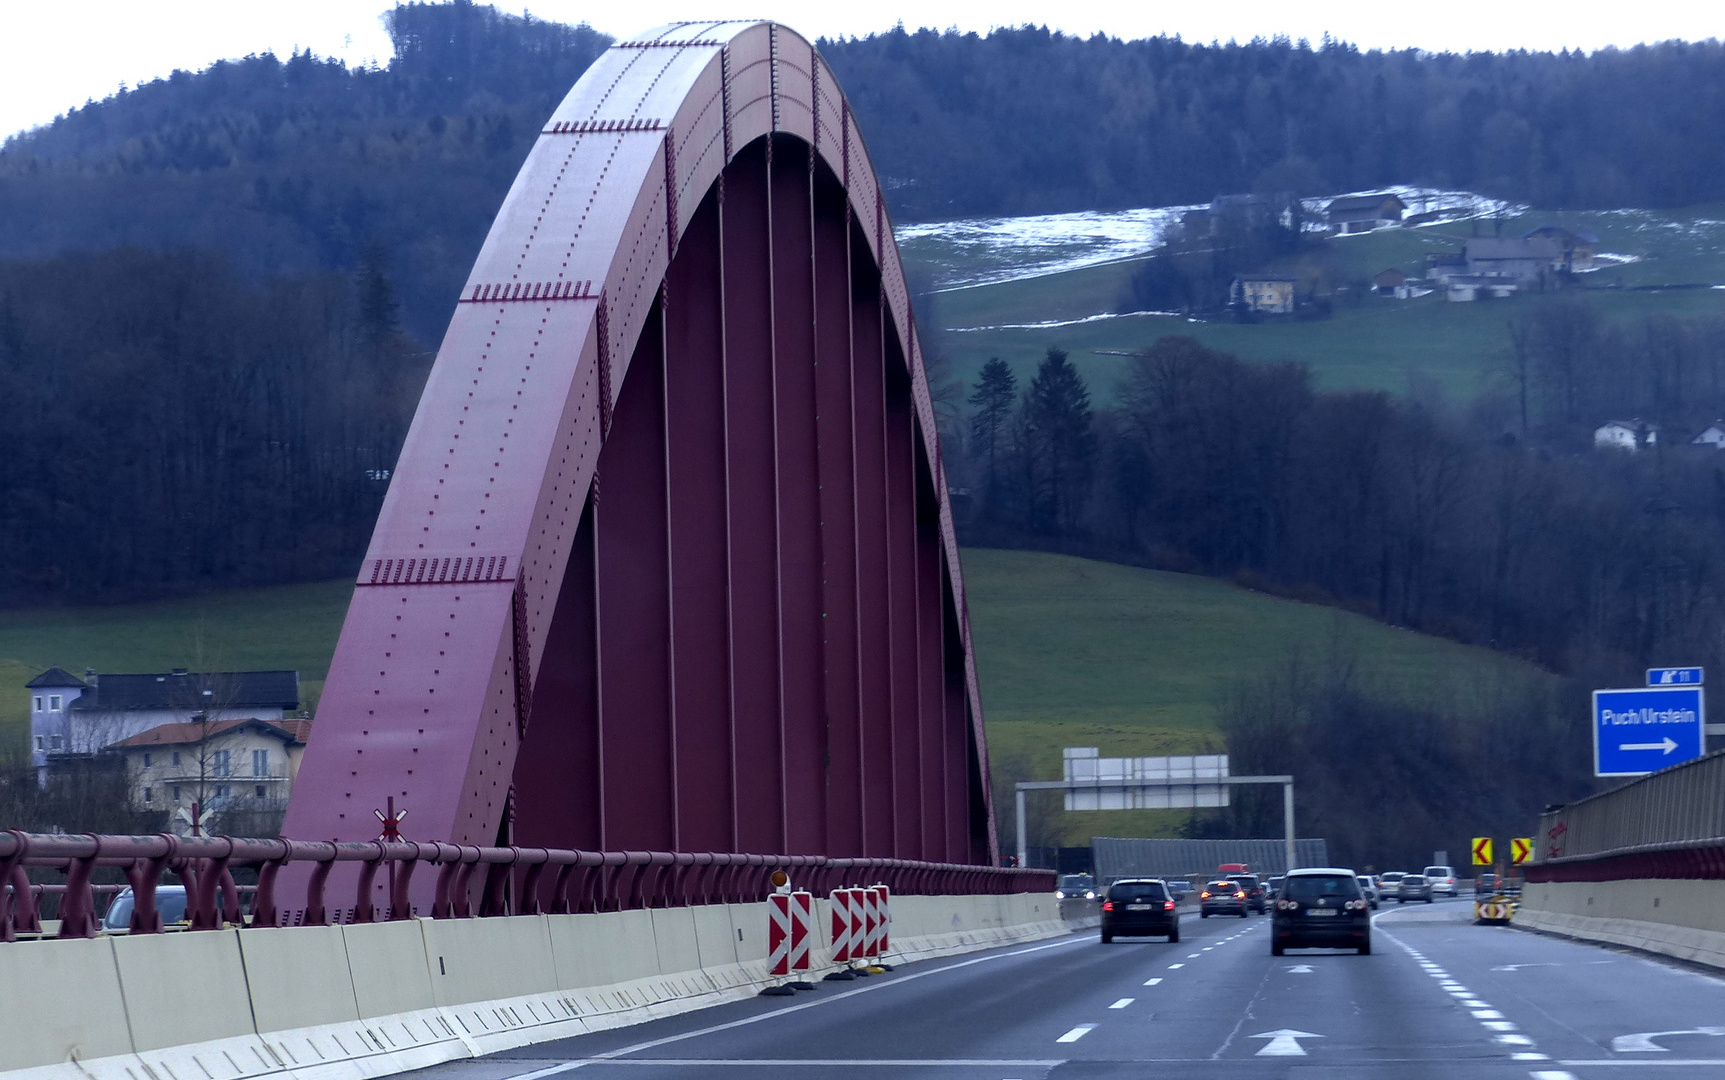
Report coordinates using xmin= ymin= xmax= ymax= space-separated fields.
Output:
xmin=1515 ymin=879 xmax=1725 ymax=969
xmin=0 ymin=892 xmax=1066 ymax=1080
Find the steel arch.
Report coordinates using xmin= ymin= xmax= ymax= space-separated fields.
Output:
xmin=281 ymin=22 xmax=996 ymax=891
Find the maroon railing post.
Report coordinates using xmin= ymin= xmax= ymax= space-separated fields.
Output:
xmin=0 ymin=832 xmax=33 ymax=941
xmin=304 ymin=847 xmax=335 ymax=926
xmin=431 ymin=844 xmax=463 ymax=918
xmin=250 ymin=840 xmax=289 ymax=928
xmin=452 ymin=849 xmax=484 ymax=918
xmin=56 ymin=835 xmax=100 ymax=939
xmin=388 ymin=844 xmax=420 ymax=921
xmin=352 ymin=842 xmax=386 ymax=924
xmin=478 ymin=848 xmax=515 ymax=917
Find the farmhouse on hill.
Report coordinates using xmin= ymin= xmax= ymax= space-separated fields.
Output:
xmin=1595 ymin=419 xmax=1658 ymax=452
xmin=27 ymin=666 xmax=300 ymax=781
xmin=1374 ymin=267 xmax=1407 ymax=294
xmin=1522 ymin=224 xmax=1599 ymax=272
xmin=1326 ymin=193 xmax=1406 ymax=233
xmin=1464 ymin=236 xmax=1562 ymax=287
xmin=1231 ymin=272 xmax=1296 ymax=314
xmin=1692 ymin=422 xmax=1725 ymax=448
xmin=110 ymin=717 xmax=311 ymax=833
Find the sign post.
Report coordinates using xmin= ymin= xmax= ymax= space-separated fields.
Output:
xmin=1593 ymin=686 xmax=1706 ymax=776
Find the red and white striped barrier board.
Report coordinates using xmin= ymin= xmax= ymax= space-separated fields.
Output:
xmin=860 ymin=886 xmax=880 ymax=958
xmin=829 ymin=888 xmax=856 ymax=963
xmin=768 ymin=891 xmax=814 ymax=975
xmin=871 ymin=885 xmax=890 ymax=955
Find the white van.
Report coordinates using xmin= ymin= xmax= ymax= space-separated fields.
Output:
xmin=1423 ymin=865 xmax=1458 ymax=897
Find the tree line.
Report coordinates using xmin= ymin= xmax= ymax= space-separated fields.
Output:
xmin=0 ymin=246 xmax=427 ymax=603
xmin=959 ymin=318 xmax=1725 ymax=684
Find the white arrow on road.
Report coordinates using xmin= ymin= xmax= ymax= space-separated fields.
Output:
xmin=1285 ymin=964 xmax=1314 ymax=973
xmin=1612 ymin=1027 xmax=1725 ymax=1052
xmin=1251 ymin=1029 xmax=1323 ymax=1056
xmin=1620 ymin=737 xmax=1679 ymax=754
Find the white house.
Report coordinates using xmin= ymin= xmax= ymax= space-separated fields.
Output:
xmin=110 ymin=717 xmax=311 ymax=833
xmin=1692 ymin=422 xmax=1725 ymax=448
xmin=1445 ymin=274 xmax=1519 ymax=302
xmin=28 ymin=667 xmax=299 ymax=782
xmin=1595 ymin=419 xmax=1658 ymax=452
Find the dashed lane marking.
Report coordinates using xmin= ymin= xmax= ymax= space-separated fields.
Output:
xmin=1169 ymin=963 xmax=1185 ymax=969
xmin=1056 ymin=1025 xmax=1097 ymax=1043
xmin=1143 ymin=978 xmax=1163 ymax=986
xmin=1109 ymin=998 xmax=1134 ymax=1009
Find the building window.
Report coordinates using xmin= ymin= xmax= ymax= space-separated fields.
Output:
xmin=143 ymin=753 xmax=152 ymax=768
xmin=34 ymin=735 xmax=44 ymax=751
xmin=49 ymin=735 xmax=62 ymax=750
xmin=33 ymin=696 xmax=42 ymax=712
xmin=252 ymin=749 xmax=269 ymax=776
xmin=255 ymin=785 xmax=266 ymax=798
xmin=171 ymin=751 xmax=181 ymax=766
xmin=212 ymin=750 xmax=231 ymax=777
xmin=214 ymin=784 xmax=230 ymax=798
xmin=172 ymin=786 xmax=182 ymax=801
xmin=142 ymin=787 xmax=152 ymax=803
xmin=49 ymin=695 xmax=61 ymax=710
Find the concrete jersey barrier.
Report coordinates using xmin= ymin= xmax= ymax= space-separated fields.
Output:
xmin=0 ymin=892 xmax=1072 ymax=1080
xmin=1514 ymin=879 xmax=1725 ymax=970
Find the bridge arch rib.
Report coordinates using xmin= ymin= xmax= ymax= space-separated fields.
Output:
xmin=282 ymin=22 xmax=997 ymax=881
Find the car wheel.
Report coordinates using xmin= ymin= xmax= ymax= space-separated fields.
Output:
xmin=1271 ymin=941 xmax=1284 ymax=956
xmin=1101 ymin=931 xmax=1113 ymax=944
xmin=1200 ymin=911 xmax=1208 ymax=918
xmin=1426 ymin=897 xmax=1434 ymax=904
xmin=1397 ymin=897 xmax=1405 ymax=903
xmin=1240 ymin=909 xmax=1249 ymax=918
xmin=1169 ymin=926 xmax=1180 ymax=943
xmin=1358 ymin=939 xmax=1372 ymax=955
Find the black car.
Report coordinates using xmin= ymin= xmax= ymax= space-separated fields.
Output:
xmin=1271 ymin=868 xmax=1371 ymax=955
xmin=1227 ymin=872 xmax=1267 ymax=914
xmin=1101 ymin=878 xmax=1180 ymax=943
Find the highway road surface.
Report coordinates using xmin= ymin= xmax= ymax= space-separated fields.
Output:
xmin=406 ymin=898 xmax=1725 ymax=1079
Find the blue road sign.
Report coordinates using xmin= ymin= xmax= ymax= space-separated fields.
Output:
xmin=1647 ymin=667 xmax=1704 ymax=686
xmin=1594 ymin=687 xmax=1706 ymax=776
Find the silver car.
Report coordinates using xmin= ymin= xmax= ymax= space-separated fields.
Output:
xmin=1396 ymin=874 xmax=1434 ymax=903
xmin=1356 ymin=875 xmax=1380 ymax=909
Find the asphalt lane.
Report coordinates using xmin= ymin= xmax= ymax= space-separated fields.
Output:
xmin=403 ymin=896 xmax=1725 ymax=1080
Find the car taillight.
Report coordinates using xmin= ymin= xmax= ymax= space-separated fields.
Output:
xmin=1102 ymin=901 xmax=1114 ymax=912
xmin=1200 ymin=891 xmax=1211 ymax=898
xmin=1164 ymin=899 xmax=1176 ymax=911
xmin=1235 ymin=891 xmax=1246 ymax=899
xmin=1345 ymin=899 xmax=1367 ymax=911
xmin=1277 ymin=899 xmax=1298 ymax=910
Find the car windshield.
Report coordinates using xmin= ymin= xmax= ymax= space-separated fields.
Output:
xmin=1403 ymin=876 xmax=1427 ymax=884
xmin=102 ymin=887 xmax=189 ymax=930
xmin=1109 ymin=882 xmax=1168 ymax=902
xmin=1284 ymin=874 xmax=1362 ymax=903
xmin=1227 ymin=875 xmax=1258 ymax=887
xmin=1060 ymin=875 xmax=1091 ymax=889
xmin=1206 ymin=880 xmax=1236 ymax=891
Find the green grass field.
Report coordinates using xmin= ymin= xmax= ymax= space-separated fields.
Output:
xmin=918 ymin=205 xmax=1725 ymax=403
xmin=0 ymin=550 xmax=1553 ymax=845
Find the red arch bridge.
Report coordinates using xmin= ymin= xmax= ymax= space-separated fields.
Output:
xmin=3 ymin=20 xmax=1043 ymax=933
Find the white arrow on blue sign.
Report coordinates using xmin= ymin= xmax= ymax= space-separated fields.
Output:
xmin=1647 ymin=667 xmax=1703 ymax=686
xmin=1594 ymin=686 xmax=1706 ymax=777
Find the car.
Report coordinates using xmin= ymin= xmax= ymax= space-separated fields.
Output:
xmin=1423 ymin=865 xmax=1459 ymax=897
xmin=1226 ymin=873 xmax=1267 ymax=913
xmin=1396 ymin=874 xmax=1434 ymax=903
xmin=1166 ymin=880 xmax=1193 ymax=902
xmin=1199 ymin=878 xmax=1250 ymax=918
xmin=102 ymin=886 xmax=189 ymax=931
xmin=1475 ymin=872 xmax=1498 ymax=896
xmin=1264 ymin=876 xmax=1284 ymax=900
xmin=1272 ymin=867 xmax=1372 ymax=954
xmin=1100 ymin=879 xmax=1180 ymax=943
xmin=1356 ymin=875 xmax=1380 ymax=909
xmin=1056 ymin=874 xmax=1098 ymax=901
xmin=1377 ymin=871 xmax=1407 ymax=896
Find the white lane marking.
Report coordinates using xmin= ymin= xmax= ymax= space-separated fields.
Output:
xmin=503 ymin=934 xmax=1089 ymax=1079
xmin=1168 ymin=963 xmax=1185 ymax=969
xmin=1187 ymin=953 xmax=1201 ymax=958
xmin=1530 ymin=1072 xmax=1578 ymax=1080
xmin=1498 ymin=1034 xmax=1536 ymax=1046
xmin=1473 ymin=1010 xmax=1505 ymax=1019
xmin=1109 ymin=998 xmax=1134 ymax=1009
xmin=1611 ymin=1027 xmax=1725 ymax=1052
xmin=1460 ymin=999 xmax=1488 ymax=1007
xmin=1512 ymin=1053 xmax=1552 ymax=1060
xmin=1056 ymin=1024 xmax=1097 ymax=1043
xmin=1285 ymin=964 xmax=1314 ymax=974
xmin=1485 ymin=1021 xmax=1520 ymax=1032
xmin=1250 ymin=1029 xmax=1323 ymax=1057
xmin=1143 ymin=977 xmax=1163 ymax=986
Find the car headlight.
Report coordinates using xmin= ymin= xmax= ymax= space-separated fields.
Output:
xmin=1085 ymin=890 xmax=1096 ymax=900
xmin=1055 ymin=890 xmax=1066 ymax=899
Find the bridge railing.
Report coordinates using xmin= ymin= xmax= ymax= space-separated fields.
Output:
xmin=1529 ymin=748 xmax=1725 ymax=883
xmin=0 ymin=830 xmax=1054 ymax=940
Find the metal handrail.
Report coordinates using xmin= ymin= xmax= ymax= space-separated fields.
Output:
xmin=0 ymin=829 xmax=1053 ymax=941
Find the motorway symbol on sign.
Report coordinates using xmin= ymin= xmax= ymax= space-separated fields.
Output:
xmin=1251 ymin=1030 xmax=1322 ymax=1056
xmin=1647 ymin=667 xmax=1703 ymax=686
xmin=1611 ymin=1027 xmax=1725 ymax=1052
xmin=1511 ymin=838 xmax=1533 ymax=864
xmin=1471 ymin=837 xmax=1494 ymax=865
xmin=1594 ymin=686 xmax=1706 ymax=776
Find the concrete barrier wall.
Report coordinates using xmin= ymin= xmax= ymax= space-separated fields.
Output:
xmin=0 ymin=892 xmax=1069 ymax=1080
xmin=1515 ymin=879 xmax=1725 ymax=969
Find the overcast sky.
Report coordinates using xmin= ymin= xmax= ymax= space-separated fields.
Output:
xmin=2 ymin=0 xmax=1717 ymax=142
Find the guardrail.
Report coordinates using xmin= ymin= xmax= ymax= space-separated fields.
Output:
xmin=1529 ymin=748 xmax=1725 ymax=883
xmin=0 ymin=830 xmax=1053 ymax=941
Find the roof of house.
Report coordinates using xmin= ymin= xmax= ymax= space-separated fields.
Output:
xmin=1522 ymin=224 xmax=1601 ymax=245
xmin=1327 ymin=193 xmax=1407 ymax=216
xmin=108 ymin=717 xmax=312 ymax=749
xmin=1375 ymin=267 xmax=1408 ymax=281
xmin=1466 ymin=237 xmax=1561 ymax=261
xmin=26 ymin=666 xmax=89 ymax=689
xmin=68 ymin=670 xmax=300 ymax=712
xmin=1599 ymin=419 xmax=1654 ymax=431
